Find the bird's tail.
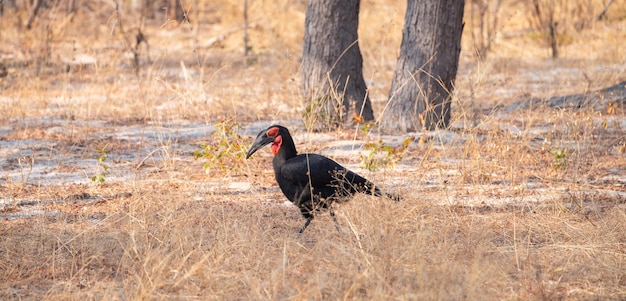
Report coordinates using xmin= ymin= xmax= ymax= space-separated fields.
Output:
xmin=340 ymin=171 xmax=401 ymax=201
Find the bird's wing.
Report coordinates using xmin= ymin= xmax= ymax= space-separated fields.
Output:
xmin=280 ymin=154 xmax=375 ymax=192
xmin=280 ymin=154 xmax=345 ymax=187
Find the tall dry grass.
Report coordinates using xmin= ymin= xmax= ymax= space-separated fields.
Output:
xmin=2 ymin=179 xmax=625 ymax=299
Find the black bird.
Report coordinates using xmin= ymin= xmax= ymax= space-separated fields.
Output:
xmin=246 ymin=125 xmax=400 ymax=234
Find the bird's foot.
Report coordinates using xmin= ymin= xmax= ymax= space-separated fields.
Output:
xmin=297 ymin=218 xmax=313 ymax=235
xmin=330 ymin=209 xmax=343 ymax=233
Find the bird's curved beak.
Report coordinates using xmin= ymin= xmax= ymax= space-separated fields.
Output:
xmin=246 ymin=132 xmax=274 ymax=159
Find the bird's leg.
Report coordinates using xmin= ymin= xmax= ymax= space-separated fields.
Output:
xmin=298 ymin=217 xmax=312 ymax=235
xmin=330 ymin=208 xmax=342 ymax=233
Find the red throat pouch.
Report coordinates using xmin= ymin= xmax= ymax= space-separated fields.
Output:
xmin=271 ymin=135 xmax=282 ymax=155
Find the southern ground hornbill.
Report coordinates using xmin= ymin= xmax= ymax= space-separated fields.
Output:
xmin=246 ymin=125 xmax=400 ymax=234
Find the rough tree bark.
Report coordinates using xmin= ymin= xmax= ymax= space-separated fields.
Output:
xmin=380 ymin=0 xmax=465 ymax=132
xmin=302 ymin=0 xmax=374 ymax=130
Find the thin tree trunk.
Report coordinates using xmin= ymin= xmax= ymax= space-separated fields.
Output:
xmin=549 ymin=20 xmax=558 ymax=58
xmin=25 ymin=0 xmax=43 ymax=30
xmin=67 ymin=0 xmax=77 ymax=13
xmin=166 ymin=0 xmax=185 ymax=22
xmin=244 ymin=0 xmax=249 ymax=56
xmin=381 ymin=0 xmax=465 ymax=132
xmin=597 ymin=0 xmax=615 ymax=20
xmin=301 ymin=0 xmax=374 ymax=130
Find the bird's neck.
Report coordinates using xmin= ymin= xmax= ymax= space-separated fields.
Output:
xmin=273 ymin=136 xmax=297 ymax=164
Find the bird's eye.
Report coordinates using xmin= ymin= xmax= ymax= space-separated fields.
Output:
xmin=266 ymin=127 xmax=279 ymax=138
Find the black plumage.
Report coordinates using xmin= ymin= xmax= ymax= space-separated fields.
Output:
xmin=246 ymin=125 xmax=399 ymax=234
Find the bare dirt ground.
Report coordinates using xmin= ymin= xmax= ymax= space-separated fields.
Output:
xmin=1 ymin=0 xmax=626 ymax=300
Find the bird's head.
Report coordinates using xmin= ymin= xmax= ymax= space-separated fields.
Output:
xmin=246 ymin=125 xmax=290 ymax=159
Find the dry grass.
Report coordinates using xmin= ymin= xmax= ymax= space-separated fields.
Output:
xmin=1 ymin=0 xmax=626 ymax=300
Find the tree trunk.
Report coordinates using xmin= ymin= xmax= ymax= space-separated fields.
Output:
xmin=381 ymin=0 xmax=465 ymax=132
xmin=168 ymin=0 xmax=186 ymax=22
xmin=302 ymin=0 xmax=374 ymax=130
xmin=25 ymin=0 xmax=42 ymax=30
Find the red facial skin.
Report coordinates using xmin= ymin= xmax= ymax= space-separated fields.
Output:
xmin=266 ymin=127 xmax=282 ymax=155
